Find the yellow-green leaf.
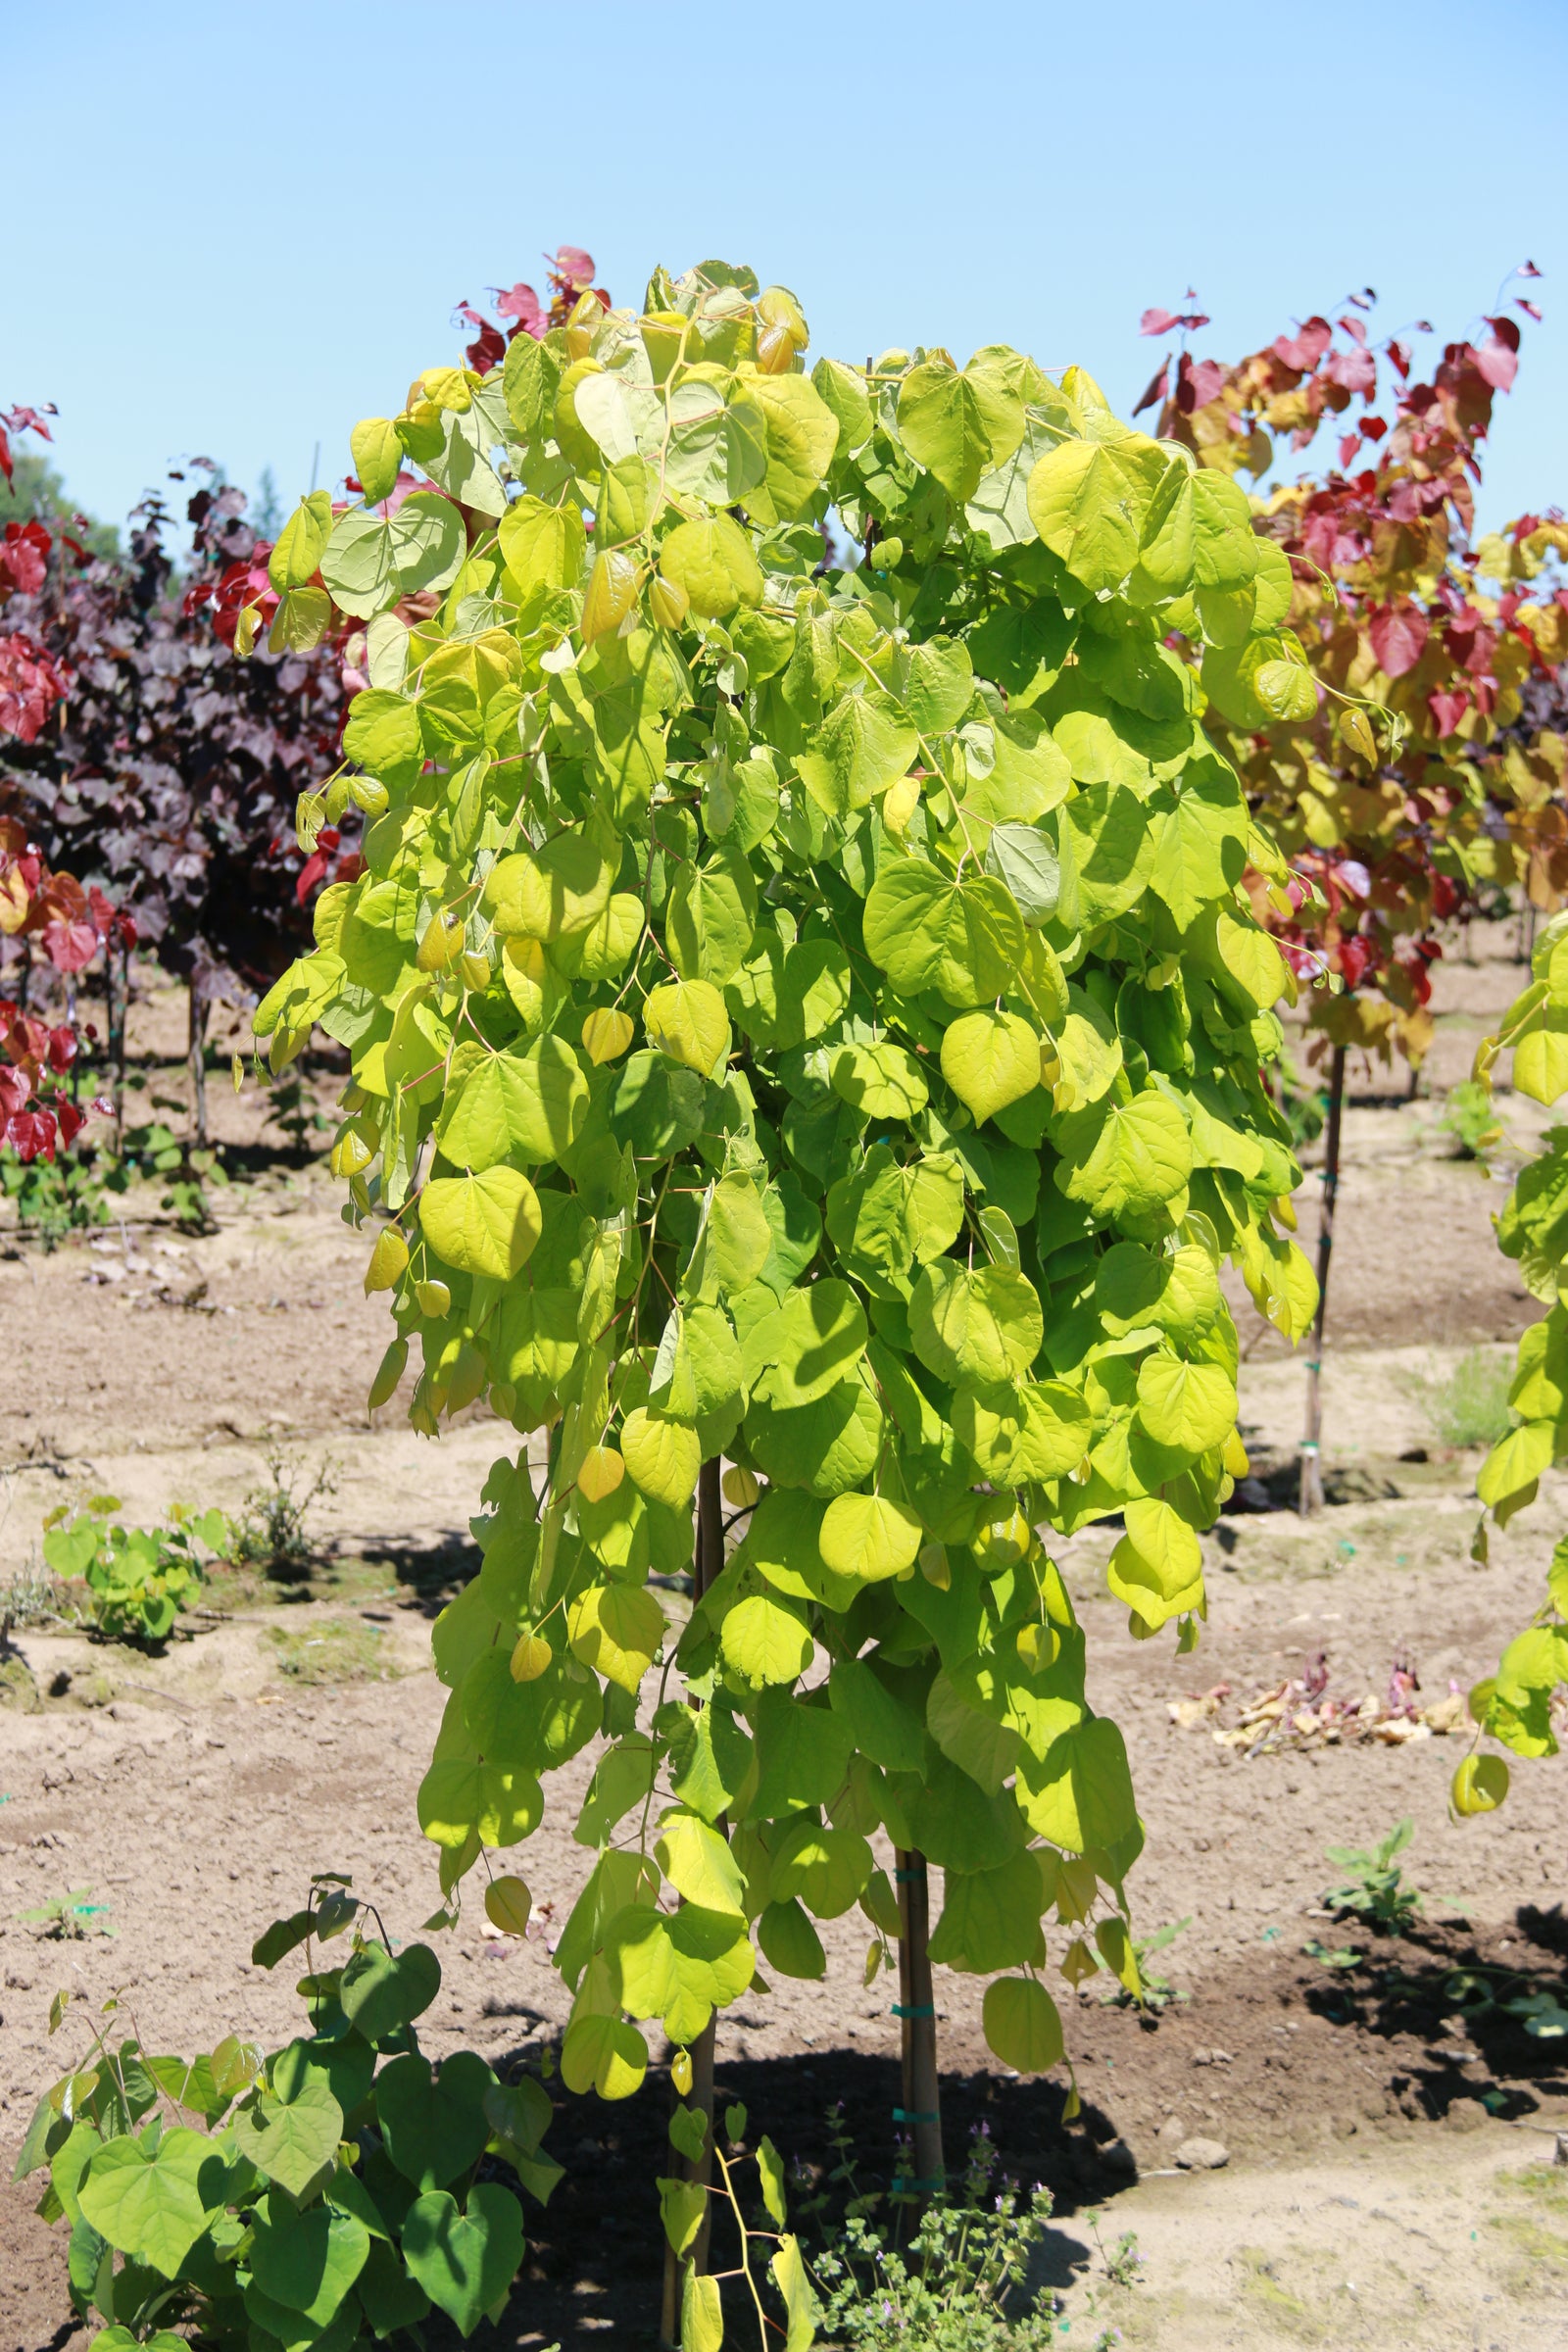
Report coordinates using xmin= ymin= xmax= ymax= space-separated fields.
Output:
xmin=420 ymin=1169 xmax=542 ymax=1279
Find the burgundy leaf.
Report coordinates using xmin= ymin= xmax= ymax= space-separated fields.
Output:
xmin=1368 ymin=605 xmax=1429 ymax=677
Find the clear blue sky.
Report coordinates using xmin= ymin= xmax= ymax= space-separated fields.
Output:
xmin=9 ymin=0 xmax=1566 ymax=537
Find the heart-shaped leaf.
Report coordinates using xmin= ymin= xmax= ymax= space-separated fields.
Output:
xmin=249 ymin=2198 xmax=370 ymax=2325
xmin=338 ymin=1941 xmax=441 ymax=2042
xmin=375 ymin=2050 xmax=494 ymax=2189
xmin=231 ymin=2081 xmax=344 ymax=2202
xmin=272 ymin=2033 xmax=375 ymax=2119
xmin=401 ymin=2181 xmax=524 ymax=2337
xmin=77 ymin=2127 xmax=225 ymax=2277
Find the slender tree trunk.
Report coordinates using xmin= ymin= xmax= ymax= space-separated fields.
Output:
xmin=1299 ymin=1046 xmax=1347 ymax=1516
xmin=188 ymin=979 xmax=209 ymax=1148
xmin=108 ymin=943 xmax=127 ymax=1133
xmin=64 ymin=979 xmax=78 ymax=1108
xmin=895 ymin=1849 xmax=945 ymax=2207
xmin=660 ymin=1458 xmax=726 ymax=2347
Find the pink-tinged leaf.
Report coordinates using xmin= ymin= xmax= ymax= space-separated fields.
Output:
xmin=3 ymin=405 xmax=54 ymax=443
xmin=553 ymin=247 xmax=595 ymax=287
xmin=1387 ymin=339 xmax=1412 ymax=380
xmin=1140 ymin=307 xmax=1180 ymax=337
xmin=2 ymin=519 xmax=52 ymax=595
xmin=1336 ymin=859 xmax=1371 ymax=899
xmin=1192 ymin=357 xmax=1225 ymax=406
xmin=1132 ymin=361 xmax=1169 ymax=416
xmin=1338 ymin=937 xmax=1372 ymax=990
xmin=1427 ymin=688 xmax=1470 ymax=738
xmin=1475 ymin=338 xmax=1518 ymax=392
xmin=0 ymin=426 xmax=10 ymax=489
xmin=1339 ymin=433 xmax=1360 ymax=468
xmin=1517 ymin=300 xmax=1544 ymax=322
xmin=1487 ymin=316 xmax=1523 ymax=354
xmin=495 ymin=280 xmax=541 ymax=322
xmin=1368 ymin=605 xmax=1429 ymax=678
xmin=1519 ymin=260 xmax=1543 ymax=279
xmin=0 ymin=632 xmax=71 ymax=745
xmin=1326 ymin=344 xmax=1377 ymax=397
xmin=1338 ymin=315 xmax=1368 ymax=346
xmin=1273 ymin=316 xmax=1333 ymax=371
xmin=42 ymin=920 xmax=100 ymax=975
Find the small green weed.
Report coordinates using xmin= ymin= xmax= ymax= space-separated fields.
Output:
xmin=1433 ymin=1079 xmax=1505 ymax=1161
xmin=1323 ymin=1818 xmax=1423 ymax=1935
xmin=104 ymin=1108 xmax=228 ymax=1231
xmin=1102 ymin=1916 xmax=1191 ymax=2014
xmin=1085 ymin=2208 xmax=1144 ymax=2287
xmin=1 ymin=1146 xmax=111 ymax=1248
xmin=1301 ymin=1938 xmax=1361 ymax=1971
xmin=17 ymin=1886 xmax=116 ymax=1939
xmin=264 ymin=1615 xmax=392 ymax=1684
xmin=0 ymin=1553 xmax=71 ymax=1632
xmin=231 ymin=1447 xmax=336 ymax=1578
xmin=809 ymin=2122 xmax=1063 ymax=2352
xmin=1406 ymin=1348 xmax=1514 ymax=1448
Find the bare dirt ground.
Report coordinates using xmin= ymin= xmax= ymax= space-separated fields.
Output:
xmin=2 ymin=936 xmax=1567 ymax=2350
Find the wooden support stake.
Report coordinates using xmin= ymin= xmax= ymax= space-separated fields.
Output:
xmin=1299 ymin=1045 xmax=1346 ymax=1517
xmin=188 ymin=979 xmax=209 ymax=1149
xmin=895 ymin=1847 xmax=944 ymax=2210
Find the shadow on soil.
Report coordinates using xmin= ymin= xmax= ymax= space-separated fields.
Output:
xmin=443 ymin=2050 xmax=1111 ymax=2349
xmin=1300 ymin=1909 xmax=1568 ymax=2125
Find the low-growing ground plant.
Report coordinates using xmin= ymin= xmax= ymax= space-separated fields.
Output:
xmin=809 ymin=2125 xmax=1060 ymax=2352
xmin=1322 ymin=1819 xmax=1423 ymax=1935
xmin=0 ymin=1548 xmax=71 ymax=1632
xmin=1 ymin=1141 xmax=113 ymax=1244
xmin=264 ymin=1615 xmax=395 ymax=1685
xmin=16 ymin=1878 xmax=560 ymax=2351
xmin=17 ymin=1886 xmax=116 ymax=1939
xmin=1407 ymin=1348 xmax=1515 ymax=1451
xmin=1101 ymin=1914 xmax=1191 ymax=2014
xmin=1432 ymin=1078 xmax=1505 ymax=1164
xmin=231 ymin=1448 xmax=338 ymax=1579
xmin=42 ymin=1496 xmax=229 ymax=1645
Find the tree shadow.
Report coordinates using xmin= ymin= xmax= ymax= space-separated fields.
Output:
xmin=453 ymin=2046 xmax=1111 ymax=2348
xmin=1299 ymin=1911 xmax=1568 ymax=2122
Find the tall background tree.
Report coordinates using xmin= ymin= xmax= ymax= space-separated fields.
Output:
xmin=1135 ymin=275 xmax=1568 ymax=1505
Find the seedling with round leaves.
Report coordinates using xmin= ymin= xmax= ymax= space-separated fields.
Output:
xmin=18 ymin=1877 xmax=560 ymax=2352
xmin=253 ymin=257 xmax=1315 ymax=2269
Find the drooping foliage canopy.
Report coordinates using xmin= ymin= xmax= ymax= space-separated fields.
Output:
xmin=255 ymin=257 xmax=1319 ymax=2092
